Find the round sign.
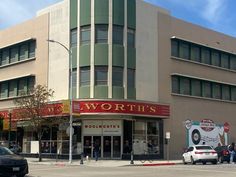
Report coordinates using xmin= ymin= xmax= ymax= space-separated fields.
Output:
xmin=191 ymin=129 xmax=201 ymax=145
xmin=185 ymin=119 xmax=192 ymax=130
xmin=224 ymin=122 xmax=230 ymax=133
xmin=66 ymin=127 xmax=74 ymax=136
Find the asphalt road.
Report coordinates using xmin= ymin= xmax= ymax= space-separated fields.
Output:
xmin=27 ymin=163 xmax=236 ymax=177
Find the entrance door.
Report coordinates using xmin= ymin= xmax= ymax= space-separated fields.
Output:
xmin=93 ymin=136 xmax=101 ymax=159
xmin=113 ymin=136 xmax=121 ymax=158
xmin=83 ymin=136 xmax=92 ymax=157
xmin=103 ymin=136 xmax=111 ymax=158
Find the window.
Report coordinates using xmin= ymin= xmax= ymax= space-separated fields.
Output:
xmin=212 ymin=83 xmax=221 ymax=99
xmin=230 ymin=55 xmax=236 ymax=70
xmin=29 ymin=41 xmax=36 ymax=58
xmin=222 ymin=85 xmax=230 ymax=100
xmin=10 ymin=47 xmax=18 ymax=63
xmin=211 ymin=50 xmax=220 ymax=67
xmin=95 ymin=66 xmax=108 ymax=85
xmin=9 ymin=80 xmax=17 ymax=97
xmin=180 ymin=77 xmax=190 ymax=95
xmin=19 ymin=44 xmax=28 ymax=60
xmin=201 ymin=48 xmax=210 ymax=65
xmin=1 ymin=49 xmax=9 ymax=66
xmin=127 ymin=69 xmax=135 ymax=88
xmin=190 ymin=45 xmax=200 ymax=62
xmin=172 ymin=76 xmax=179 ymax=94
xmin=231 ymin=87 xmax=236 ymax=101
xmin=27 ymin=77 xmax=35 ymax=93
xmin=95 ymin=25 xmax=108 ymax=43
xmin=202 ymin=81 xmax=211 ymax=98
xmin=127 ymin=29 xmax=135 ymax=48
xmin=171 ymin=40 xmax=179 ymax=57
xmin=191 ymin=79 xmax=201 ymax=96
xmin=80 ymin=26 xmax=91 ymax=45
xmin=0 ymin=82 xmax=8 ymax=98
xmin=112 ymin=67 xmax=123 ymax=87
xmin=179 ymin=42 xmax=189 ymax=59
xmin=221 ymin=53 xmax=229 ymax=69
xmin=70 ymin=29 xmax=77 ymax=47
xmin=80 ymin=67 xmax=90 ymax=86
xmin=113 ymin=25 xmax=123 ymax=45
xmin=71 ymin=68 xmax=77 ymax=88
xmin=18 ymin=78 xmax=27 ymax=95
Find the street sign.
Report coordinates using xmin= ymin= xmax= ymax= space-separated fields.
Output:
xmin=66 ymin=127 xmax=74 ymax=136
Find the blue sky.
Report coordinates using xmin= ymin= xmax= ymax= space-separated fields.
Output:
xmin=0 ymin=0 xmax=235 ymax=38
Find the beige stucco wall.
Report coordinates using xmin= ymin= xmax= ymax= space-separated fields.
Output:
xmin=157 ymin=13 xmax=236 ymax=159
xmin=37 ymin=0 xmax=70 ymax=101
xmin=0 ymin=14 xmax=49 ymax=109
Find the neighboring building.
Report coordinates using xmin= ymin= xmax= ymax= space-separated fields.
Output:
xmin=1 ymin=0 xmax=236 ymax=160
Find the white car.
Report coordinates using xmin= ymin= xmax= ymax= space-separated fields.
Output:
xmin=183 ymin=145 xmax=218 ymax=165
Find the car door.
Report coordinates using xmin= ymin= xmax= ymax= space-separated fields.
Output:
xmin=185 ymin=147 xmax=194 ymax=162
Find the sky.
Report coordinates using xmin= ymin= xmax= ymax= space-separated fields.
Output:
xmin=0 ymin=0 xmax=235 ymax=38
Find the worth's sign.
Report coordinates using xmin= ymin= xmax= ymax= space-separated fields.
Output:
xmin=0 ymin=100 xmax=170 ymax=120
xmin=77 ymin=100 xmax=170 ymax=117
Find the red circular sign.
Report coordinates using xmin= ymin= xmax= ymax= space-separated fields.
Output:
xmin=224 ymin=122 xmax=230 ymax=133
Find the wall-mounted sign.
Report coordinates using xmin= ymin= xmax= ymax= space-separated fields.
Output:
xmin=184 ymin=119 xmax=192 ymax=130
xmin=83 ymin=120 xmax=122 ymax=135
xmin=187 ymin=119 xmax=229 ymax=148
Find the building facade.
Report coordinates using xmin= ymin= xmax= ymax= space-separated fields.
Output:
xmin=1 ymin=0 xmax=236 ymax=160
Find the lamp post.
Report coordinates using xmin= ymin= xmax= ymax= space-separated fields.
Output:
xmin=8 ymin=111 xmax=12 ymax=148
xmin=47 ymin=39 xmax=73 ymax=164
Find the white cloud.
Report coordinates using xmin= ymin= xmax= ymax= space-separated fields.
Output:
xmin=201 ymin=0 xmax=227 ymax=24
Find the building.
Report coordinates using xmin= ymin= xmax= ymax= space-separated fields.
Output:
xmin=0 ymin=0 xmax=236 ymax=160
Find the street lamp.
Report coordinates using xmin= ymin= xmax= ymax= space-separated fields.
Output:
xmin=47 ymin=39 xmax=73 ymax=164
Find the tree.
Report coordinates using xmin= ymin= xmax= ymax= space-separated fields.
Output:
xmin=14 ymin=85 xmax=54 ymax=162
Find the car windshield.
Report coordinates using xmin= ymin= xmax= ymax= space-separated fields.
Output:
xmin=0 ymin=147 xmax=14 ymax=155
xmin=196 ymin=146 xmax=213 ymax=150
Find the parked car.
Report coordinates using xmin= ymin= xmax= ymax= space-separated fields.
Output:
xmin=183 ymin=145 xmax=218 ymax=165
xmin=0 ymin=146 xmax=28 ymax=177
xmin=214 ymin=145 xmax=230 ymax=163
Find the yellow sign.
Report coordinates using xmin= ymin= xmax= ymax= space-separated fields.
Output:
xmin=62 ymin=100 xmax=70 ymax=114
xmin=3 ymin=120 xmax=9 ymax=130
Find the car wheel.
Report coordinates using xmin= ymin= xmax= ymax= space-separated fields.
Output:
xmin=191 ymin=156 xmax=196 ymax=165
xmin=212 ymin=160 xmax=217 ymax=165
xmin=17 ymin=174 xmax=26 ymax=177
xmin=202 ymin=161 xmax=206 ymax=165
xmin=183 ymin=157 xmax=187 ymax=164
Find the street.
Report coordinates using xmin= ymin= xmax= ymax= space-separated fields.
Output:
xmin=27 ymin=163 xmax=236 ymax=177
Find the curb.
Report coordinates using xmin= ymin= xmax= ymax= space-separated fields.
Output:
xmin=125 ymin=162 xmax=178 ymax=167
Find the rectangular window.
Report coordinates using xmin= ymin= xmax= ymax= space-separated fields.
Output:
xmin=95 ymin=25 xmax=108 ymax=43
xmin=29 ymin=41 xmax=36 ymax=58
xmin=231 ymin=86 xmax=236 ymax=101
xmin=191 ymin=79 xmax=201 ymax=96
xmin=9 ymin=80 xmax=17 ymax=97
xmin=95 ymin=66 xmax=108 ymax=85
xmin=221 ymin=53 xmax=229 ymax=69
xmin=171 ymin=40 xmax=179 ymax=57
xmin=10 ymin=47 xmax=18 ymax=63
xmin=1 ymin=49 xmax=9 ymax=66
xmin=201 ymin=48 xmax=211 ymax=65
xmin=80 ymin=26 xmax=91 ymax=45
xmin=202 ymin=81 xmax=211 ymax=98
xmin=70 ymin=28 xmax=77 ymax=48
xmin=180 ymin=77 xmax=190 ymax=95
xmin=18 ymin=78 xmax=27 ymax=95
xmin=211 ymin=50 xmax=220 ymax=67
xmin=230 ymin=55 xmax=236 ymax=70
xmin=212 ymin=83 xmax=221 ymax=99
xmin=19 ymin=44 xmax=28 ymax=60
xmin=0 ymin=82 xmax=8 ymax=98
xmin=127 ymin=29 xmax=135 ymax=48
xmin=80 ymin=67 xmax=90 ymax=86
xmin=112 ymin=67 xmax=123 ymax=87
xmin=27 ymin=77 xmax=35 ymax=93
xmin=113 ymin=25 xmax=123 ymax=45
xmin=179 ymin=42 xmax=189 ymax=59
xmin=171 ymin=76 xmax=179 ymax=94
xmin=127 ymin=69 xmax=135 ymax=88
xmin=190 ymin=45 xmax=200 ymax=62
xmin=222 ymin=85 xmax=230 ymax=100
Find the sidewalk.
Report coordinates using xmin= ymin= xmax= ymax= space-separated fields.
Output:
xmin=26 ymin=157 xmax=182 ymax=167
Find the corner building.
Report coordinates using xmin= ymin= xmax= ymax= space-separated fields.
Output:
xmin=1 ymin=0 xmax=236 ymax=160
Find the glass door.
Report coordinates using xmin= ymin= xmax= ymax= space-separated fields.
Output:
xmin=113 ymin=136 xmax=121 ymax=158
xmin=93 ymin=136 xmax=101 ymax=159
xmin=83 ymin=136 xmax=92 ymax=157
xmin=103 ymin=136 xmax=111 ymax=158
